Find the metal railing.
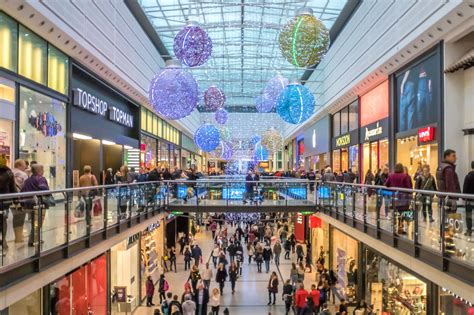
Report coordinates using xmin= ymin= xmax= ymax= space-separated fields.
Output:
xmin=316 ymin=180 xmax=474 ymax=267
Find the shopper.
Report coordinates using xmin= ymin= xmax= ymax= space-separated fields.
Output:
xmin=308 ymin=284 xmax=320 ymax=313
xmin=158 ymin=274 xmax=169 ymax=303
xmin=210 ymin=288 xmax=221 ymax=315
xmin=169 ymin=247 xmax=177 ymax=272
xmin=263 ymin=243 xmax=273 ymax=273
xmin=181 ymin=295 xmax=196 ymax=315
xmin=169 ymin=295 xmax=182 ymax=315
xmin=297 ymin=262 xmax=305 ymax=283
xmin=21 ymin=164 xmax=52 ymax=247
xmin=184 ymin=246 xmax=192 ymax=271
xmin=294 ymin=283 xmax=309 ymax=315
xmin=267 ymin=271 xmax=279 ymax=305
xmin=192 ymin=243 xmax=203 ymax=266
xmin=273 ymin=239 xmax=282 ymax=266
xmin=296 ymin=242 xmax=304 ymax=264
xmin=284 ymin=239 xmax=291 ymax=260
xmin=318 ymin=303 xmax=331 ymax=315
xmin=305 ymin=245 xmax=312 ymax=273
xmin=282 ymin=279 xmax=294 ymax=315
xmin=385 ymin=163 xmax=413 ymax=235
xmin=146 ymin=276 xmax=155 ymax=307
xmin=464 ymin=162 xmax=474 ymax=236
xmin=436 ymin=149 xmax=461 ymax=211
xmin=353 ymin=300 xmax=368 ymax=315
xmin=201 ymin=262 xmax=213 ymax=289
xmin=322 ymin=167 xmax=336 ymax=182
xmin=364 ymin=169 xmax=375 ymax=185
xmin=11 ymin=159 xmax=28 ymax=243
xmin=227 ymin=241 xmax=236 ymax=263
xmin=228 ymin=261 xmax=238 ymax=294
xmin=188 ymin=265 xmax=202 ymax=293
xmin=0 ymin=163 xmax=16 ymax=251
xmin=415 ymin=165 xmax=437 ymax=222
xmin=290 ymin=263 xmax=298 ymax=287
xmin=246 ymin=242 xmax=254 ymax=264
xmin=181 ymin=282 xmax=194 ymax=303
xmin=338 ymin=298 xmax=348 ymax=315
xmin=216 ymin=263 xmax=228 ymax=295
xmin=375 ymin=166 xmax=390 ymax=217
xmin=194 ymin=282 xmax=209 ymax=315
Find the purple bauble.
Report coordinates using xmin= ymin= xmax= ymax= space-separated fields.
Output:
xmin=215 ymin=108 xmax=228 ymax=124
xmin=149 ymin=65 xmax=198 ymax=120
xmin=264 ymin=75 xmax=289 ymax=103
xmin=173 ymin=24 xmax=212 ymax=67
xmin=204 ymin=86 xmax=226 ymax=111
xmin=255 ymin=95 xmax=275 ymax=113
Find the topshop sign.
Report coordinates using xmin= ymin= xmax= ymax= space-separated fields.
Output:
xmin=73 ymin=88 xmax=134 ymax=128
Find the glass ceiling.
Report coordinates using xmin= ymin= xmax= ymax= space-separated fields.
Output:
xmin=139 ymin=0 xmax=347 ymax=111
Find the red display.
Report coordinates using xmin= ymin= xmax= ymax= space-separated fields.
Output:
xmin=360 ymin=81 xmax=389 ymax=127
xmin=294 ymin=213 xmax=306 ymax=242
xmin=418 ymin=126 xmax=435 ymax=143
xmin=309 ymin=216 xmax=322 ymax=228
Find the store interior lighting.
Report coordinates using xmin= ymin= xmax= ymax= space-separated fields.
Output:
xmin=102 ymin=140 xmax=116 ymax=145
xmin=73 ymin=133 xmax=92 ymax=140
xmin=124 ymin=145 xmax=133 ymax=150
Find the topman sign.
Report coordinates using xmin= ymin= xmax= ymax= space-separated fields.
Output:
xmin=73 ymin=88 xmax=134 ymax=128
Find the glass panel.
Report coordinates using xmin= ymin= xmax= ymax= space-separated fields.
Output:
xmin=157 ymin=118 xmax=162 ymax=138
xmin=379 ymin=139 xmax=389 ymax=169
xmin=341 ymin=148 xmax=348 ymax=172
xmin=370 ymin=141 xmax=379 ymax=174
xmin=147 ymin=111 xmax=153 ymax=134
xmin=396 ymin=137 xmax=438 ymax=179
xmin=332 ymin=112 xmax=340 ymax=137
xmin=340 ymin=106 xmax=349 ymax=134
xmin=332 ymin=149 xmax=340 ymax=174
xmin=349 ymin=145 xmax=359 ymax=176
xmin=19 ymin=86 xmax=66 ymax=190
xmin=48 ymin=45 xmax=69 ymax=94
xmin=0 ymin=12 xmax=18 ymax=72
xmin=7 ymin=289 xmax=41 ymax=314
xmin=141 ymin=108 xmax=147 ymax=130
xmin=19 ymin=25 xmax=47 ymax=85
xmin=362 ymin=143 xmax=370 ymax=183
xmin=348 ymin=100 xmax=358 ymax=131
xmin=153 ymin=115 xmax=158 ymax=136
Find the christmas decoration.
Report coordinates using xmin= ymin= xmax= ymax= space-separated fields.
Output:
xmin=173 ymin=22 xmax=212 ymax=67
xmin=276 ymin=83 xmax=315 ymax=124
xmin=194 ymin=124 xmax=221 ymax=152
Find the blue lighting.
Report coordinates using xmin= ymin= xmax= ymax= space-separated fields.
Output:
xmin=194 ymin=124 xmax=221 ymax=152
xmin=276 ymin=84 xmax=315 ymax=124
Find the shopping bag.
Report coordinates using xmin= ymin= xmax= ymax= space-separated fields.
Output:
xmin=93 ymin=199 xmax=102 ymax=216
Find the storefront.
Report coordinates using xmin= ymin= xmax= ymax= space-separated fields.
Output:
xmin=296 ymin=136 xmax=304 ymax=170
xmin=364 ymin=248 xmax=428 ymax=315
xmin=70 ymin=64 xmax=140 ymax=185
xmin=303 ymin=116 xmax=330 ymax=172
xmin=394 ymin=45 xmax=442 ymax=178
xmin=181 ymin=134 xmax=202 ymax=171
xmin=0 ymin=12 xmax=69 ymax=188
xmin=140 ymin=221 xmax=165 ymax=303
xmin=438 ymin=288 xmax=474 ymax=315
xmin=111 ymin=235 xmax=140 ymax=313
xmin=331 ymin=228 xmax=360 ymax=304
xmin=140 ymin=107 xmax=181 ymax=171
xmin=359 ymin=81 xmax=390 ymax=182
xmin=309 ymin=216 xmax=329 ymax=269
xmin=294 ymin=212 xmax=306 ymax=242
xmin=331 ymin=100 xmax=359 ymax=175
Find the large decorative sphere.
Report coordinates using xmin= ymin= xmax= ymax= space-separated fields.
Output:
xmin=264 ymin=75 xmax=289 ymax=103
xmin=250 ymin=134 xmax=261 ymax=146
xmin=261 ymin=128 xmax=283 ymax=153
xmin=254 ymin=144 xmax=269 ymax=161
xmin=278 ymin=9 xmax=329 ymax=67
xmin=204 ymin=86 xmax=226 ymax=111
xmin=213 ymin=141 xmax=233 ymax=160
xmin=149 ymin=64 xmax=198 ymax=120
xmin=276 ymin=83 xmax=315 ymax=124
xmin=214 ymin=108 xmax=228 ymax=125
xmin=173 ymin=24 xmax=212 ymax=67
xmin=255 ymin=95 xmax=274 ymax=113
xmin=194 ymin=124 xmax=221 ymax=152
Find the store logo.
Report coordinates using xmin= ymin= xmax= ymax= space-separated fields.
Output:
xmin=127 ymin=233 xmax=140 ymax=247
xmin=418 ymin=127 xmax=435 ymax=143
xmin=312 ymin=129 xmax=317 ymax=148
xmin=109 ymin=106 xmax=134 ymax=128
xmin=335 ymin=134 xmax=350 ymax=147
xmin=364 ymin=122 xmax=383 ymax=141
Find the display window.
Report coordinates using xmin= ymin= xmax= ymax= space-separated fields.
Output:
xmin=0 ymin=12 xmax=18 ymax=72
xmin=311 ymin=220 xmax=329 ymax=270
xmin=365 ymin=249 xmax=427 ymax=315
xmin=19 ymin=86 xmax=67 ymax=189
xmin=332 ymin=229 xmax=359 ymax=303
xmin=141 ymin=135 xmax=157 ymax=170
xmin=349 ymin=144 xmax=359 ymax=174
xmin=362 ymin=139 xmax=389 ymax=183
xmin=5 ymin=289 xmax=41 ymax=314
xmin=111 ymin=237 xmax=140 ymax=313
xmin=396 ymin=136 xmax=438 ymax=179
xmin=439 ymin=288 xmax=474 ymax=315
xmin=0 ymin=77 xmax=15 ymax=167
xmin=140 ymin=222 xmax=165 ymax=303
xmin=308 ymin=153 xmax=328 ymax=172
xmin=19 ymin=25 xmax=47 ymax=85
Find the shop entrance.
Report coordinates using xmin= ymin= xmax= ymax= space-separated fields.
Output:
xmin=73 ymin=138 xmax=101 ymax=182
xmin=103 ymin=143 xmax=123 ymax=179
xmin=362 ymin=139 xmax=389 ymax=182
xmin=397 ymin=137 xmax=438 ymax=179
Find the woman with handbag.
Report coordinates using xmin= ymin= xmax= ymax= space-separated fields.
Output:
xmin=267 ymin=271 xmax=279 ymax=305
xmin=21 ymin=164 xmax=52 ymax=247
xmin=415 ymin=165 xmax=437 ymax=223
xmin=385 ymin=163 xmax=413 ymax=235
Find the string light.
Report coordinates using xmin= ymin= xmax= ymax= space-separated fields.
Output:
xmin=276 ymin=83 xmax=315 ymax=124
xmin=254 ymin=144 xmax=269 ymax=161
xmin=215 ymin=108 xmax=228 ymax=124
xmin=194 ymin=124 xmax=221 ymax=152
xmin=204 ymin=86 xmax=226 ymax=111
xmin=173 ymin=22 xmax=212 ymax=67
xmin=261 ymin=127 xmax=283 ymax=153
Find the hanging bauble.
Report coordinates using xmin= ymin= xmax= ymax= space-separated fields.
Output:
xmin=214 ymin=108 xmax=228 ymax=125
xmin=261 ymin=127 xmax=283 ymax=153
xmin=204 ymin=86 xmax=226 ymax=111
xmin=194 ymin=124 xmax=221 ymax=152
xmin=213 ymin=141 xmax=233 ymax=160
xmin=149 ymin=60 xmax=198 ymax=120
xmin=278 ymin=8 xmax=329 ymax=67
xmin=250 ymin=134 xmax=262 ymax=146
xmin=173 ymin=22 xmax=212 ymax=67
xmin=263 ymin=75 xmax=289 ymax=104
xmin=255 ymin=95 xmax=275 ymax=113
xmin=219 ymin=126 xmax=231 ymax=141
xmin=276 ymin=83 xmax=315 ymax=124
xmin=254 ymin=144 xmax=269 ymax=161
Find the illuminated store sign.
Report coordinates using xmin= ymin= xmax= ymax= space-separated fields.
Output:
xmin=73 ymin=88 xmax=134 ymax=128
xmin=335 ymin=134 xmax=351 ymax=147
xmin=312 ymin=129 xmax=317 ymax=148
xmin=362 ymin=119 xmax=389 ymax=142
xmin=418 ymin=126 xmax=435 ymax=143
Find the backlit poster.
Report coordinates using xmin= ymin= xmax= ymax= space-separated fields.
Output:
xmin=395 ymin=49 xmax=441 ymax=132
xmin=360 ymin=81 xmax=389 ymax=127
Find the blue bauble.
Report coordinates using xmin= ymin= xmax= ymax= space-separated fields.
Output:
xmin=254 ymin=144 xmax=269 ymax=161
xmin=194 ymin=124 xmax=221 ymax=152
xmin=276 ymin=83 xmax=315 ymax=124
xmin=250 ymin=135 xmax=261 ymax=146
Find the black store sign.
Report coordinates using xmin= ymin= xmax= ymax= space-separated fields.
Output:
xmin=70 ymin=65 xmax=139 ymax=146
xmin=361 ymin=118 xmax=389 ymax=143
xmin=332 ymin=129 xmax=359 ymax=149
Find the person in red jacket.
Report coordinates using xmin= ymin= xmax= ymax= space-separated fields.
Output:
xmin=386 ymin=163 xmax=413 ymax=235
xmin=308 ymin=284 xmax=321 ymax=313
xmin=294 ymin=283 xmax=309 ymax=315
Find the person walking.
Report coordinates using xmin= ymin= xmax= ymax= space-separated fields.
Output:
xmin=212 ymin=244 xmax=220 ymax=268
xmin=227 ymin=241 xmax=236 ymax=263
xmin=463 ymin=161 xmax=474 ymax=236
xmin=263 ymin=243 xmax=273 ymax=273
xmin=11 ymin=159 xmax=28 ymax=243
xmin=188 ymin=265 xmax=202 ymax=293
xmin=415 ymin=165 xmax=437 ymax=222
xmin=182 ymin=295 xmax=196 ymax=315
xmin=158 ymin=274 xmax=169 ymax=303
xmin=184 ymin=245 xmax=192 ymax=271
xmin=290 ymin=263 xmax=298 ymax=287
xmin=294 ymin=283 xmax=309 ymax=315
xmin=0 ymin=163 xmax=17 ymax=251
xmin=192 ymin=243 xmax=203 ymax=266
xmin=296 ymin=242 xmax=305 ymax=264
xmin=216 ymin=263 xmax=228 ymax=295
xmin=247 ymin=242 xmax=254 ymax=264
xmin=385 ymin=163 xmax=413 ymax=234
xmin=308 ymin=284 xmax=321 ymax=313
xmin=146 ymin=276 xmax=155 ymax=307
xmin=194 ymin=283 xmax=209 ymax=315
xmin=273 ymin=239 xmax=282 ymax=266
xmin=78 ymin=165 xmax=99 ymax=218
xmin=282 ymin=279 xmax=294 ymax=315
xmin=228 ymin=262 xmax=238 ymax=294
xmin=436 ymin=149 xmax=461 ymax=212
xmin=318 ymin=303 xmax=331 ymax=315
xmin=297 ymin=262 xmax=305 ymax=283
xmin=169 ymin=247 xmax=177 ymax=272
xmin=375 ymin=166 xmax=390 ymax=217
xmin=255 ymin=246 xmax=264 ymax=273
xmin=201 ymin=262 xmax=213 ymax=289
xmin=284 ymin=239 xmax=291 ymax=260
xmin=169 ymin=295 xmax=183 ymax=315
xmin=210 ymin=288 xmax=221 ymax=315
xmin=267 ymin=271 xmax=279 ymax=305
xmin=305 ymin=244 xmax=312 ymax=273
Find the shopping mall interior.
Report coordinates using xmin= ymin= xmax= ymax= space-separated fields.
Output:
xmin=0 ymin=0 xmax=473 ymax=314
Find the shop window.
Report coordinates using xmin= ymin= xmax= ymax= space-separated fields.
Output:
xmin=360 ymin=81 xmax=389 ymax=127
xmin=6 ymin=289 xmax=41 ymax=314
xmin=147 ymin=111 xmax=153 ymax=134
xmin=332 ymin=111 xmax=340 ymax=137
xmin=379 ymin=139 xmax=389 ymax=169
xmin=332 ymin=149 xmax=340 ymax=173
xmin=141 ymin=135 xmax=157 ymax=169
xmin=332 ymin=229 xmax=359 ymax=304
xmin=0 ymin=12 xmax=18 ymax=72
xmin=157 ymin=118 xmax=162 ymax=138
xmin=340 ymin=106 xmax=349 ymax=134
xmin=19 ymin=86 xmax=66 ymax=189
xmin=396 ymin=137 xmax=438 ymax=179
xmin=140 ymin=107 xmax=147 ymax=130
xmin=153 ymin=115 xmax=158 ymax=136
xmin=0 ymin=77 xmax=15 ymax=167
xmin=19 ymin=25 xmax=47 ymax=85
xmin=349 ymin=144 xmax=359 ymax=174
xmin=349 ymin=100 xmax=359 ymax=131
xmin=48 ymin=45 xmax=69 ymax=94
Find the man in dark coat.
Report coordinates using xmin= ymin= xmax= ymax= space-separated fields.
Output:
xmin=464 ymin=161 xmax=474 ymax=236
xmin=194 ymin=282 xmax=209 ymax=315
xmin=436 ymin=149 xmax=461 ymax=213
xmin=192 ymin=244 xmax=203 ymax=266
xmin=0 ymin=164 xmax=17 ymax=250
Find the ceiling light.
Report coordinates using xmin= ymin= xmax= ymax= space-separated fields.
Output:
xmin=73 ymin=133 xmax=92 ymax=140
xmin=102 ymin=140 xmax=116 ymax=145
xmin=124 ymin=145 xmax=133 ymax=149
